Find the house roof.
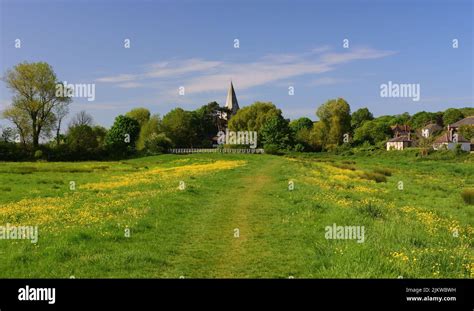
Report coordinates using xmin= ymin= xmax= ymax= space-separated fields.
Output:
xmin=422 ymin=123 xmax=442 ymax=131
xmin=390 ymin=124 xmax=411 ymax=132
xmin=450 ymin=116 xmax=474 ymax=128
xmin=434 ymin=132 xmax=469 ymax=143
xmin=388 ymin=136 xmax=411 ymax=142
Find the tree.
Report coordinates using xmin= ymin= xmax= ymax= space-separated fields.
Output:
xmin=2 ymin=62 xmax=71 ymax=148
xmin=53 ymin=103 xmax=69 ymax=146
xmin=316 ymin=98 xmax=351 ymax=149
xmin=459 ymin=125 xmax=474 ymax=141
xmin=260 ymin=115 xmax=292 ymax=150
xmin=353 ymin=118 xmax=392 ymax=145
xmin=389 ymin=112 xmax=411 ymax=126
xmin=351 ymin=107 xmax=373 ymax=130
xmin=105 ymin=115 xmax=140 ymax=152
xmin=193 ymin=102 xmax=222 ymax=147
xmin=410 ymin=111 xmax=437 ymax=129
xmin=66 ymin=125 xmax=99 ymax=152
xmin=161 ymin=108 xmax=196 ymax=147
xmin=308 ymin=122 xmax=325 ymax=151
xmin=144 ymin=133 xmax=172 ymax=153
xmin=228 ymin=102 xmax=282 ymax=132
xmin=443 ymin=108 xmax=464 ymax=126
xmin=69 ymin=110 xmax=93 ymax=127
xmin=125 ymin=108 xmax=151 ymax=127
xmin=92 ymin=126 xmax=107 ymax=148
xmin=137 ymin=114 xmax=161 ymax=151
xmin=0 ymin=126 xmax=14 ymax=142
xmin=2 ymin=106 xmax=31 ymax=145
xmin=290 ymin=117 xmax=313 ymax=133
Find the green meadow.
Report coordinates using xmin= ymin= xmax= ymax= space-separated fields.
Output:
xmin=0 ymin=152 xmax=472 ymax=278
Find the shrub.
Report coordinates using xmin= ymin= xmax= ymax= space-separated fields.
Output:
xmin=264 ymin=144 xmax=283 ymax=155
xmin=144 ymin=133 xmax=172 ymax=154
xmin=373 ymin=167 xmax=392 ymax=176
xmin=34 ymin=150 xmax=43 ymax=160
xmin=331 ymin=163 xmax=356 ymax=171
xmin=359 ymin=171 xmax=387 ymax=183
xmin=358 ymin=203 xmax=384 ymax=219
xmin=293 ymin=143 xmax=305 ymax=152
xmin=461 ymin=188 xmax=474 ymax=205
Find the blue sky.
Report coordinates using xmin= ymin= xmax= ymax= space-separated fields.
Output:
xmin=0 ymin=0 xmax=472 ymax=127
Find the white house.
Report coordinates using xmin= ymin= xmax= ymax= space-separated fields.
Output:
xmin=386 ymin=135 xmax=412 ymax=150
xmin=433 ymin=132 xmax=470 ymax=152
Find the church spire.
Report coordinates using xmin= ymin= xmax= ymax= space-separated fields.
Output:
xmin=225 ymin=81 xmax=239 ymax=118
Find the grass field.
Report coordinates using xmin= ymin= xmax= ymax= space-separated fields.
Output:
xmin=0 ymin=153 xmax=472 ymax=278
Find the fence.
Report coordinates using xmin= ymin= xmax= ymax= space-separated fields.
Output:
xmin=168 ymin=148 xmax=264 ymax=154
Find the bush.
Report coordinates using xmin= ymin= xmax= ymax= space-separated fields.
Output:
xmin=144 ymin=133 xmax=172 ymax=154
xmin=264 ymin=144 xmax=283 ymax=155
xmin=461 ymin=188 xmax=474 ymax=205
xmin=358 ymin=203 xmax=384 ymax=219
xmin=293 ymin=143 xmax=305 ymax=152
xmin=373 ymin=167 xmax=393 ymax=176
xmin=34 ymin=150 xmax=43 ymax=160
xmin=359 ymin=171 xmax=387 ymax=183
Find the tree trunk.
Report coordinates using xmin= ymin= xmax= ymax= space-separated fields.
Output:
xmin=32 ymin=119 xmax=38 ymax=149
xmin=56 ymin=120 xmax=61 ymax=146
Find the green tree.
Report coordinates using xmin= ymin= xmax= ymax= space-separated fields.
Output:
xmin=260 ymin=115 xmax=292 ymax=149
xmin=66 ymin=125 xmax=99 ymax=151
xmin=353 ymin=119 xmax=392 ymax=145
xmin=443 ymin=108 xmax=464 ymax=126
xmin=2 ymin=106 xmax=31 ymax=145
xmin=125 ymin=108 xmax=151 ymax=127
xmin=410 ymin=111 xmax=438 ymax=129
xmin=137 ymin=114 xmax=161 ymax=151
xmin=351 ymin=107 xmax=373 ymax=130
xmin=92 ymin=125 xmax=107 ymax=148
xmin=144 ymin=133 xmax=172 ymax=153
xmin=316 ymin=98 xmax=351 ymax=149
xmin=105 ymin=115 xmax=140 ymax=152
xmin=389 ymin=112 xmax=411 ymax=126
xmin=161 ymin=108 xmax=196 ymax=147
xmin=459 ymin=125 xmax=474 ymax=141
xmin=193 ymin=102 xmax=222 ymax=147
xmin=2 ymin=62 xmax=71 ymax=148
xmin=228 ymin=102 xmax=282 ymax=132
xmin=290 ymin=117 xmax=313 ymax=133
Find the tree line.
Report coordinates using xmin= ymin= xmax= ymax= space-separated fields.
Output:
xmin=1 ymin=62 xmax=472 ymax=160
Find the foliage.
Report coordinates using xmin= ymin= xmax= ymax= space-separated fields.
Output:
xmin=351 ymin=107 xmax=373 ymax=130
xmin=443 ymin=108 xmax=464 ymax=126
xmin=228 ymin=102 xmax=282 ymax=132
xmin=2 ymin=62 xmax=71 ymax=148
xmin=105 ymin=115 xmax=140 ymax=153
xmin=260 ymin=115 xmax=292 ymax=149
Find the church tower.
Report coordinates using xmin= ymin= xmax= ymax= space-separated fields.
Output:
xmin=225 ymin=81 xmax=239 ymax=119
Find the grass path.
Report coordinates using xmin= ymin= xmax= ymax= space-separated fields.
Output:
xmin=163 ymin=156 xmax=287 ymax=278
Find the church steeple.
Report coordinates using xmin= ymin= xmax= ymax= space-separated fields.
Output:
xmin=225 ymin=81 xmax=239 ymax=118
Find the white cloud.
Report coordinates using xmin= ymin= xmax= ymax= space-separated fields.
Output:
xmin=96 ymin=47 xmax=396 ymax=95
xmin=307 ymin=77 xmax=348 ymax=86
